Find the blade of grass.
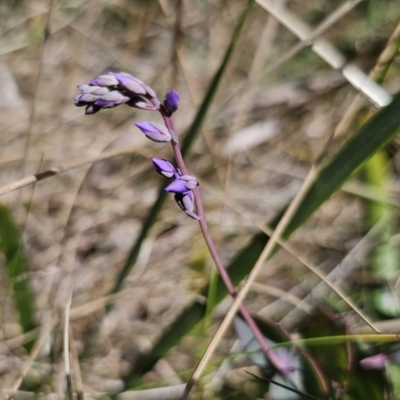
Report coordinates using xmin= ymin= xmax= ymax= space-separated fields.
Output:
xmin=283 ymin=91 xmax=400 ymax=237
xmin=0 ymin=204 xmax=36 ymax=350
xmin=128 ymin=91 xmax=400 ymax=385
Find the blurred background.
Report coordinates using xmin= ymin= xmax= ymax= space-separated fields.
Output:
xmin=0 ymin=0 xmax=400 ymax=398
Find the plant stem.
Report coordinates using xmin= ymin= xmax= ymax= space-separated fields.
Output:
xmin=161 ymin=113 xmax=287 ymax=375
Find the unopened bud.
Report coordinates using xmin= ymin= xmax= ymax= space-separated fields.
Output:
xmin=163 ymin=89 xmax=179 ymax=114
xmin=90 ymin=74 xmax=119 ymax=87
xmin=151 ymin=158 xmax=176 ymax=178
xmin=134 ymin=121 xmax=172 ymax=143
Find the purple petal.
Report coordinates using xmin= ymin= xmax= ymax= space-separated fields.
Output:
xmin=90 ymin=74 xmax=119 ymax=87
xmin=94 ymin=99 xmax=117 ymax=108
xmin=91 ymin=87 xmax=109 ymax=95
xmin=134 ymin=122 xmax=171 ymax=143
xmin=109 ymin=71 xmax=144 ymax=85
xmin=79 ymin=93 xmax=101 ymax=102
xmin=122 ymin=81 xmax=147 ymax=95
xmin=134 ymin=101 xmax=158 ymax=111
xmin=164 ymin=89 xmax=179 ymax=114
xmin=101 ymin=91 xmax=130 ymax=104
xmin=135 ymin=121 xmax=161 ymax=134
xmin=151 ymin=158 xmax=176 ymax=178
xmin=77 ymin=83 xmax=92 ymax=92
xmin=142 ymin=84 xmax=157 ymax=99
xmin=165 ymin=178 xmax=190 ymax=194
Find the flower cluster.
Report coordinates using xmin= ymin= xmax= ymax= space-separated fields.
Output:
xmin=74 ymin=72 xmax=160 ymax=115
xmin=151 ymin=158 xmax=200 ymax=220
xmin=75 ymin=71 xmax=196 ymax=219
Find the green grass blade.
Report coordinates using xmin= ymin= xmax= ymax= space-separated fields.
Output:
xmin=128 ymin=91 xmax=400 ymax=383
xmin=0 ymin=204 xmax=36 ymax=348
xmin=282 ymin=91 xmax=400 ymax=239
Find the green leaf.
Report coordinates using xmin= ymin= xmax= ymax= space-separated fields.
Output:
xmin=128 ymin=91 xmax=400 ymax=383
xmin=0 ymin=204 xmax=36 ymax=349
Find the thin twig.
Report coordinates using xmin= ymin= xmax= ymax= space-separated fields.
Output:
xmin=19 ymin=0 xmax=55 ymax=180
xmin=64 ymin=287 xmax=74 ymax=400
xmin=334 ymin=20 xmax=400 ymax=138
xmin=6 ymin=318 xmax=55 ymax=399
xmin=252 ymin=0 xmax=391 ymax=108
xmin=256 ymin=0 xmax=391 ymax=107
xmin=0 ymin=145 xmax=142 ymax=197
xmin=69 ymin=327 xmax=84 ymax=400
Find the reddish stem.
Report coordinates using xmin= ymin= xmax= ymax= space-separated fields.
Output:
xmin=160 ymin=113 xmax=288 ymax=375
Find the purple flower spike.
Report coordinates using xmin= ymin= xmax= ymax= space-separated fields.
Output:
xmin=163 ymin=89 xmax=179 ymax=114
xmin=75 ymin=72 xmax=161 ymax=115
xmin=134 ymin=121 xmax=172 ymax=143
xmin=175 ymin=191 xmax=200 ymax=220
xmin=151 ymin=158 xmax=176 ymax=178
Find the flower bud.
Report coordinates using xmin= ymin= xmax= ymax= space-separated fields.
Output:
xmin=90 ymin=74 xmax=119 ymax=87
xmin=78 ymin=93 xmax=101 ymax=103
xmin=109 ymin=71 xmax=144 ymax=86
xmin=174 ymin=191 xmax=199 ymax=220
xmin=75 ymin=72 xmax=161 ymax=114
xmin=134 ymin=121 xmax=172 ymax=143
xmin=151 ymin=158 xmax=176 ymax=178
xmin=134 ymin=101 xmax=158 ymax=111
xmin=163 ymin=89 xmax=179 ymax=114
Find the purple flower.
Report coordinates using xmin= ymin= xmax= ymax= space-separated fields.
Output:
xmin=174 ymin=191 xmax=199 ymax=220
xmin=164 ymin=174 xmax=199 ymax=194
xmin=163 ymin=89 xmax=180 ymax=114
xmin=75 ymin=72 xmax=160 ymax=114
xmin=134 ymin=121 xmax=172 ymax=143
xmin=151 ymin=158 xmax=177 ymax=178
